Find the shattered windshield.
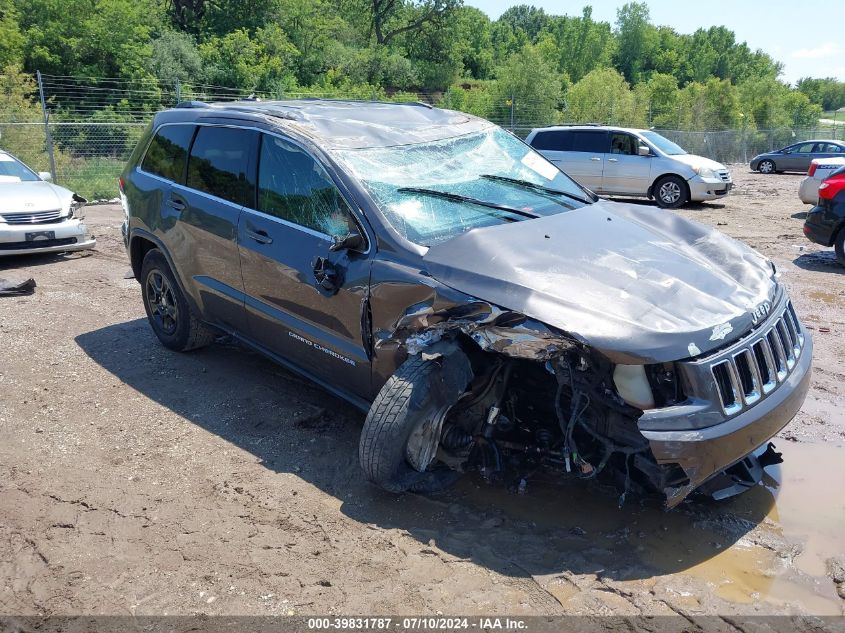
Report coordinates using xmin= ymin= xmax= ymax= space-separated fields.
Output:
xmin=336 ymin=128 xmax=593 ymax=246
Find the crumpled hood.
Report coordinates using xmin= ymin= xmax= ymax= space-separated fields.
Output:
xmin=669 ymin=154 xmax=727 ymax=172
xmin=0 ymin=181 xmax=72 ymax=214
xmin=423 ymin=200 xmax=777 ymax=364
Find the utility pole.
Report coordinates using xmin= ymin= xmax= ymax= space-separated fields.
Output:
xmin=36 ymin=70 xmax=57 ymax=183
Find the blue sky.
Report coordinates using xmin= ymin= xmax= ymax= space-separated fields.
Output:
xmin=464 ymin=0 xmax=845 ymax=84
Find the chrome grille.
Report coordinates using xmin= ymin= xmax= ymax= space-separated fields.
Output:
xmin=0 ymin=209 xmax=63 ymax=225
xmin=717 ymin=170 xmax=731 ymax=183
xmin=710 ymin=302 xmax=805 ymax=416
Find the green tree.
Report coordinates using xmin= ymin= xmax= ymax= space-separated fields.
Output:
xmin=541 ymin=7 xmax=615 ymax=82
xmin=199 ymin=26 xmax=298 ymax=92
xmin=565 ymin=67 xmax=646 ymax=126
xmin=149 ymin=29 xmax=203 ymax=84
xmin=0 ymin=0 xmax=24 ymax=68
xmin=498 ymin=4 xmax=548 ymax=42
xmin=613 ymin=2 xmax=656 ymax=84
xmin=493 ymin=45 xmax=561 ymax=127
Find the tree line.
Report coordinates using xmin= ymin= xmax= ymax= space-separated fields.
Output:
xmin=1 ymin=0 xmax=844 ymax=131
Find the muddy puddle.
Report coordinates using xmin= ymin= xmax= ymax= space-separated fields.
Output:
xmin=450 ymin=441 xmax=845 ymax=614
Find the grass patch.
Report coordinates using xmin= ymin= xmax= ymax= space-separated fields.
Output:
xmin=56 ymin=156 xmax=124 ymax=200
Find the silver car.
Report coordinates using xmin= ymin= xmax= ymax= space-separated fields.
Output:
xmin=526 ymin=125 xmax=732 ymax=209
xmin=0 ymin=150 xmax=95 ymax=257
xmin=798 ymin=157 xmax=845 ymax=205
xmin=751 ymin=140 xmax=845 ymax=174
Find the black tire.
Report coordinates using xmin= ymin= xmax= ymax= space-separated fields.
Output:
xmin=654 ymin=175 xmax=689 ymax=209
xmin=835 ymin=229 xmax=845 ymax=268
xmin=359 ymin=355 xmax=464 ymax=494
xmin=758 ymin=159 xmax=775 ymax=174
xmin=140 ymin=249 xmax=215 ymax=352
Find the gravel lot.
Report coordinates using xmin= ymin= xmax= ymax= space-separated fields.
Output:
xmin=1 ymin=168 xmax=844 ymax=617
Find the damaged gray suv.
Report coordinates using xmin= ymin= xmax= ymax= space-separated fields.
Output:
xmin=121 ymin=100 xmax=812 ymax=508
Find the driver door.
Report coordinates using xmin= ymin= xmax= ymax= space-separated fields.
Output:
xmin=238 ymin=133 xmax=372 ymax=399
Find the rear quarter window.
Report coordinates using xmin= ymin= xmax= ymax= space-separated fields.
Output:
xmin=530 ymin=130 xmax=573 ymax=151
xmin=141 ymin=124 xmax=196 ymax=183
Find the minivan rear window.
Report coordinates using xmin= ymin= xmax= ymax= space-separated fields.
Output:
xmin=187 ymin=126 xmax=256 ymax=206
xmin=141 ymin=124 xmax=195 ymax=183
xmin=530 ymin=130 xmax=572 ymax=151
xmin=571 ymin=131 xmax=608 ymax=153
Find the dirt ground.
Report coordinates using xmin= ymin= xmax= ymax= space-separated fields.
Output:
xmin=1 ymin=168 xmax=844 ymax=618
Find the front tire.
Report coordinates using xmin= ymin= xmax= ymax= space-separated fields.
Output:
xmin=654 ymin=175 xmax=689 ymax=209
xmin=835 ymin=229 xmax=845 ymax=267
xmin=140 ymin=249 xmax=215 ymax=352
xmin=758 ymin=159 xmax=775 ymax=174
xmin=359 ymin=355 xmax=466 ymax=494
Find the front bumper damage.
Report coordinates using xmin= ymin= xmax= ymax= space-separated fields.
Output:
xmin=0 ymin=217 xmax=95 ymax=256
xmin=389 ymin=293 xmax=812 ymax=508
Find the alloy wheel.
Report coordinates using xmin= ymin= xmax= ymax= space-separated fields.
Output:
xmin=145 ymin=269 xmax=179 ymax=336
xmin=659 ymin=181 xmax=682 ymax=205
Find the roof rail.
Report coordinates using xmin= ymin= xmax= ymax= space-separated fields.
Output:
xmin=175 ymin=100 xmax=210 ymax=109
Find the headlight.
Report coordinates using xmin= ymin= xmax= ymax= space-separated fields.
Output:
xmin=695 ymin=166 xmax=718 ymax=179
xmin=68 ymin=194 xmax=87 ymax=220
xmin=613 ymin=365 xmax=655 ymax=410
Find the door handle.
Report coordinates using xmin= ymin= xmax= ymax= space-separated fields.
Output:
xmin=590 ymin=157 xmax=601 ymax=161
xmin=246 ymin=228 xmax=273 ymax=245
xmin=165 ymin=197 xmax=186 ymax=211
xmin=608 ymin=158 xmax=618 ymax=162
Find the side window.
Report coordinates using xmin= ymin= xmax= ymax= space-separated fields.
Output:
xmin=795 ymin=143 xmax=815 ymax=154
xmin=530 ymin=130 xmax=572 ymax=151
xmin=257 ymin=134 xmax=354 ymax=236
xmin=141 ymin=125 xmax=196 ymax=183
xmin=187 ymin=126 xmax=256 ymax=206
xmin=823 ymin=143 xmax=842 ymax=153
xmin=609 ymin=133 xmax=637 ymax=155
xmin=572 ymin=131 xmax=608 ymax=153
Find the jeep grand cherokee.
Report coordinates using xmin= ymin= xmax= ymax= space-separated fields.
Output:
xmin=121 ymin=100 xmax=812 ymax=507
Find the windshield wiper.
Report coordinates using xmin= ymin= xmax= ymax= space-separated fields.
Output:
xmin=480 ymin=174 xmax=595 ymax=204
xmin=397 ymin=187 xmax=540 ymax=219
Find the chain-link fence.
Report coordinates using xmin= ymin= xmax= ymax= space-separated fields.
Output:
xmin=3 ymin=73 xmax=845 ymax=200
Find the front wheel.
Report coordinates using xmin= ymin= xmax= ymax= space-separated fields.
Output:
xmin=359 ymin=354 xmax=471 ymax=494
xmin=654 ymin=175 xmax=689 ymax=209
xmin=835 ymin=229 xmax=845 ymax=267
xmin=758 ymin=159 xmax=775 ymax=174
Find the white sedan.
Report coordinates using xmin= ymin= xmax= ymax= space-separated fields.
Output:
xmin=0 ymin=150 xmax=95 ymax=257
xmin=799 ymin=157 xmax=845 ymax=205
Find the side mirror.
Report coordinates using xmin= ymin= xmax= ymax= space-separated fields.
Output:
xmin=638 ymin=145 xmax=651 ymax=157
xmin=38 ymin=171 xmax=53 ymax=182
xmin=329 ymin=231 xmax=365 ymax=252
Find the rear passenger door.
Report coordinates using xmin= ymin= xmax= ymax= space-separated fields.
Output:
xmin=602 ymin=132 xmax=653 ymax=195
xmin=169 ymin=125 xmax=257 ymax=331
xmin=237 ymin=133 xmax=372 ymax=400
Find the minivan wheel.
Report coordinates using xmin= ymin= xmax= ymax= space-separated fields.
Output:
xmin=654 ymin=175 xmax=688 ymax=209
xmin=359 ymin=355 xmax=466 ymax=494
xmin=835 ymin=229 xmax=845 ymax=267
xmin=140 ymin=249 xmax=215 ymax=352
xmin=758 ymin=159 xmax=775 ymax=174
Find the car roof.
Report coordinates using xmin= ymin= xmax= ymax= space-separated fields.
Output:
xmin=529 ymin=125 xmax=647 ymax=135
xmin=156 ymin=99 xmax=494 ymax=150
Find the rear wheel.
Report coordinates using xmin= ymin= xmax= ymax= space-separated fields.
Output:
xmin=654 ymin=175 xmax=689 ymax=209
xmin=835 ymin=229 xmax=845 ymax=267
xmin=140 ymin=249 xmax=215 ymax=352
xmin=758 ymin=159 xmax=775 ymax=174
xmin=359 ymin=355 xmax=469 ymax=494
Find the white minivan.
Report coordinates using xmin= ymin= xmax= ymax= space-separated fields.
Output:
xmin=526 ymin=125 xmax=732 ymax=209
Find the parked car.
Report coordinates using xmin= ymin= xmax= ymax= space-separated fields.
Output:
xmin=0 ymin=150 xmax=94 ymax=256
xmin=803 ymin=165 xmax=845 ymax=266
xmin=525 ymin=125 xmax=732 ymax=209
xmin=798 ymin=157 xmax=845 ymax=205
xmin=751 ymin=140 xmax=845 ymax=174
xmin=121 ymin=101 xmax=811 ymax=509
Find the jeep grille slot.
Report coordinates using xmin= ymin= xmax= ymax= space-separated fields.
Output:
xmin=706 ymin=301 xmax=805 ymax=417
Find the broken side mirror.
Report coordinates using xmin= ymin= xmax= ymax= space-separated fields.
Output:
xmin=329 ymin=231 xmax=365 ymax=253
xmin=638 ymin=145 xmax=651 ymax=157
